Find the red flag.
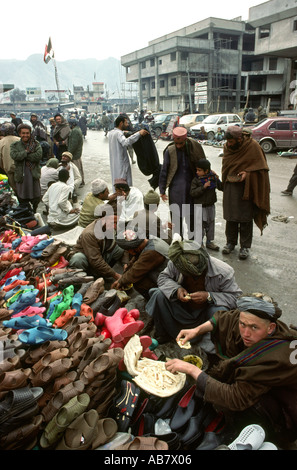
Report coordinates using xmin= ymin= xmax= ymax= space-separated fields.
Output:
xmin=44 ymin=37 xmax=54 ymax=64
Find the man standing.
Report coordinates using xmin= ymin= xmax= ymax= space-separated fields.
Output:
xmin=159 ymin=126 xmax=206 ymax=239
xmin=281 ymin=163 xmax=297 ymax=196
xmin=10 ymin=113 xmax=22 ymax=134
xmin=221 ymin=126 xmax=270 ymax=260
xmin=52 ymin=113 xmax=70 ymax=160
xmin=78 ymin=112 xmax=87 ymax=139
xmin=67 ymin=118 xmax=84 ymax=186
xmin=0 ymin=122 xmax=19 ymax=193
xmin=10 ymin=123 xmax=42 ymax=212
xmin=30 ymin=113 xmax=48 ymax=142
xmin=108 ymin=115 xmax=148 ymax=190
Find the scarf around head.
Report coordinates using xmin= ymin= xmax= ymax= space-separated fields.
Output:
xmin=168 ymin=239 xmax=209 ymax=277
xmin=46 ymin=158 xmax=59 ymax=169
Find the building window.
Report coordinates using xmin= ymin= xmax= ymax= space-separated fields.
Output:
xmin=141 ymin=61 xmax=146 ymax=69
xmin=269 ymin=58 xmax=277 ymax=71
xmin=259 ymin=24 xmax=270 ymax=39
xmin=150 ymin=58 xmax=155 ymax=67
xmin=142 ymin=83 xmax=146 ymax=91
xmin=294 ymin=20 xmax=297 ymax=32
xmin=159 ymin=59 xmax=162 ymax=65
xmin=160 ymin=80 xmax=165 ymax=88
xmin=181 ymin=51 xmax=188 ymax=60
xmin=126 ymin=67 xmax=131 ymax=74
xmin=151 ymin=81 xmax=155 ymax=89
xmin=170 ymin=52 xmax=176 ymax=61
xmin=171 ymin=78 xmax=177 ymax=87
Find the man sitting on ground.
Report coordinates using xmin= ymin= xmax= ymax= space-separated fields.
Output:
xmin=78 ymin=178 xmax=117 ymax=228
xmin=112 ymin=229 xmax=169 ymax=299
xmin=131 ymin=189 xmax=172 ymax=244
xmin=58 ymin=151 xmax=82 ymax=202
xmin=42 ymin=168 xmax=80 ymax=229
xmin=145 ymin=238 xmax=242 ymax=349
xmin=69 ymin=215 xmax=124 ymax=282
xmin=40 ymin=158 xmax=59 ymax=196
xmin=114 ymin=178 xmax=144 ymax=227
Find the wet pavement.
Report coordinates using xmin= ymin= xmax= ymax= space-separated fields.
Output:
xmin=44 ymin=129 xmax=297 ymax=326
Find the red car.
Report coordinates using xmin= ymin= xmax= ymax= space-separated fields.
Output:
xmin=251 ymin=117 xmax=297 ymax=153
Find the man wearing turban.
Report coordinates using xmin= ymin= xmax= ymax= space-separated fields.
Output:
xmin=145 ymin=238 xmax=242 ymax=349
xmin=166 ymin=296 xmax=297 ymax=447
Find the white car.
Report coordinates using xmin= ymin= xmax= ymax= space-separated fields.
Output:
xmin=179 ymin=113 xmax=209 ymax=130
xmin=0 ymin=117 xmax=33 ymax=130
xmin=190 ymin=113 xmax=242 ymax=140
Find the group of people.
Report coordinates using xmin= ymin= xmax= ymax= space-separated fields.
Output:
xmin=0 ymin=112 xmax=85 ymax=218
xmin=243 ymin=106 xmax=267 ymax=123
xmin=1 ymin=109 xmax=297 ymax=447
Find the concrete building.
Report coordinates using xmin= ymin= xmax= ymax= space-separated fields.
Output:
xmin=121 ymin=0 xmax=297 ymax=113
xmin=73 ymin=82 xmax=105 ymax=113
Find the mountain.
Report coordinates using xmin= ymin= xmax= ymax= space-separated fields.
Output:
xmin=0 ymin=54 xmax=125 ymax=95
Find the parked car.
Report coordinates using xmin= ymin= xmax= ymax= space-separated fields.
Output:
xmin=0 ymin=117 xmax=33 ymax=130
xmin=190 ymin=113 xmax=242 ymax=140
xmin=277 ymin=110 xmax=297 ymax=118
xmin=179 ymin=113 xmax=209 ymax=130
xmin=251 ymin=117 xmax=297 ymax=153
xmin=150 ymin=113 xmax=179 ymax=137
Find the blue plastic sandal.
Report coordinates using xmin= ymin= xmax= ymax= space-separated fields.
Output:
xmin=19 ymin=326 xmax=68 ymax=344
xmin=3 ymin=315 xmax=51 ymax=330
xmin=3 ymin=272 xmax=26 ymax=287
xmin=71 ymin=292 xmax=83 ymax=316
xmin=31 ymin=238 xmax=54 ymax=252
xmin=4 ymin=285 xmax=35 ymax=301
xmin=9 ymin=290 xmax=39 ymax=314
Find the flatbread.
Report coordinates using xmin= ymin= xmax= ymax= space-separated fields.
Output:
xmin=133 ymin=358 xmax=186 ymax=397
xmin=123 ymin=335 xmax=186 ymax=397
xmin=177 ymin=338 xmax=191 ymax=349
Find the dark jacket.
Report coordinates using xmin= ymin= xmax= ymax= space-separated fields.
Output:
xmin=10 ymin=139 xmax=42 ymax=183
xmin=67 ymin=126 xmax=83 ymax=160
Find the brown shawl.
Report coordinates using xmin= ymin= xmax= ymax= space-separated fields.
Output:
xmin=204 ymin=310 xmax=297 ymax=412
xmin=222 ymin=138 xmax=270 ymax=234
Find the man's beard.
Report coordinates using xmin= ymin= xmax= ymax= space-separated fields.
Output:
xmin=228 ymin=141 xmax=242 ymax=151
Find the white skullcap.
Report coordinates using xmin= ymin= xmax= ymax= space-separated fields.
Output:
xmin=91 ymin=178 xmax=108 ymax=195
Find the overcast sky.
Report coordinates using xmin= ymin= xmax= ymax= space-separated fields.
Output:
xmin=3 ymin=0 xmax=264 ymax=62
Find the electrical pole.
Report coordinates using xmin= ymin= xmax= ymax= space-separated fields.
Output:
xmin=186 ymin=58 xmax=193 ymax=114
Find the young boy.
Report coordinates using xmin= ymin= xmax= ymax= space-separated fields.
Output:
xmin=190 ymin=159 xmax=223 ymax=250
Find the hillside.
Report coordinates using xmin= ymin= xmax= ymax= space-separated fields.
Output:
xmin=0 ymin=55 xmax=125 ymax=95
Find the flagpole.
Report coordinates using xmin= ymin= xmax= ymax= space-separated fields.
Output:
xmin=44 ymin=37 xmax=61 ymax=110
xmin=52 ymin=57 xmax=61 ymax=105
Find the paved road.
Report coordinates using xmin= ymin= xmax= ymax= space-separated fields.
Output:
xmin=63 ymin=129 xmax=297 ymax=326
